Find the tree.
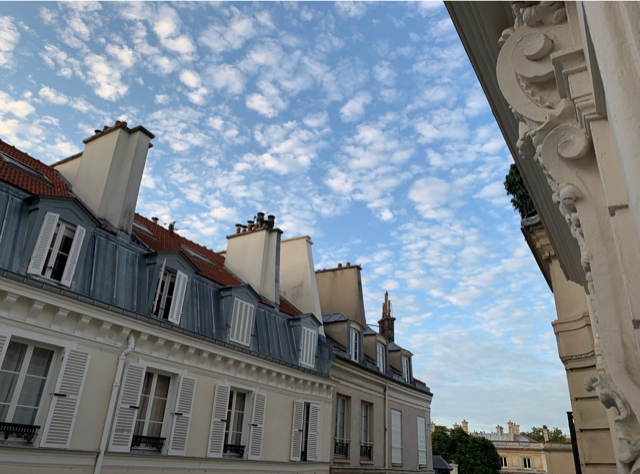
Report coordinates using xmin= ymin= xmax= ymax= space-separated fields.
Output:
xmin=432 ymin=427 xmax=502 ymax=474
xmin=520 ymin=426 xmax=570 ymax=443
xmin=504 ymin=163 xmax=536 ymax=218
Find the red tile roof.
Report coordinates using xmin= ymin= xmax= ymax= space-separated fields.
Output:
xmin=0 ymin=139 xmax=69 ymax=197
xmin=413 ymin=377 xmax=427 ymax=386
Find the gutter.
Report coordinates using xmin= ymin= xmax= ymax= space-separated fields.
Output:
xmin=93 ymin=332 xmax=135 ymax=474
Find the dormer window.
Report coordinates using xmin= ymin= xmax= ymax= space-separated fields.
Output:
xmin=28 ymin=212 xmax=86 ymax=287
xmin=2 ymin=152 xmax=52 ymax=186
xmin=376 ymin=342 xmax=386 ymax=373
xmin=402 ymin=356 xmax=410 ymax=383
xmin=152 ymin=260 xmax=188 ymax=324
xmin=299 ymin=327 xmax=317 ymax=368
xmin=349 ymin=328 xmax=360 ymax=362
xmin=229 ymin=298 xmax=255 ymax=347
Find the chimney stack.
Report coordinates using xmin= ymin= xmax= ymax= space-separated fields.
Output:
xmin=462 ymin=420 xmax=468 ymax=434
xmin=496 ymin=425 xmax=503 ymax=437
xmin=543 ymin=425 xmax=549 ymax=442
xmin=378 ymin=291 xmax=396 ymax=342
xmin=508 ymin=421 xmax=515 ymax=441
xmin=513 ymin=423 xmax=520 ymax=435
xmin=152 ymin=217 xmax=159 ymax=224
xmin=430 ymin=421 xmax=435 ymax=432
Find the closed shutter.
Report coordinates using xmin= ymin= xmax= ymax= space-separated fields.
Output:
xmin=40 ymin=349 xmax=91 ymax=448
xmin=307 ymin=402 xmax=321 ymax=462
xmin=300 ymin=328 xmax=317 ymax=368
xmin=28 ymin=212 xmax=59 ymax=275
xmin=230 ymin=298 xmax=255 ymax=346
xmin=109 ymin=363 xmax=145 ymax=452
xmin=0 ymin=334 xmax=8 ymax=366
xmin=60 ymin=225 xmax=86 ymax=287
xmin=168 ymin=375 xmax=197 ymax=456
xmin=152 ymin=259 xmax=166 ymax=314
xmin=290 ymin=399 xmax=305 ymax=461
xmin=207 ymin=384 xmax=231 ymax=458
xmin=167 ymin=270 xmax=188 ymax=325
xmin=392 ymin=410 xmax=402 ymax=464
xmin=417 ymin=416 xmax=427 ymax=465
xmin=247 ymin=392 xmax=267 ymax=460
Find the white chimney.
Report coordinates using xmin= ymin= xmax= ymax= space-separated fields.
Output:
xmin=224 ymin=215 xmax=281 ymax=304
xmin=53 ymin=122 xmax=154 ymax=234
xmin=280 ymin=235 xmax=324 ymax=334
xmin=543 ymin=425 xmax=549 ymax=442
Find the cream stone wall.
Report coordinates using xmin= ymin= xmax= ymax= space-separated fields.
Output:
xmin=316 ymin=266 xmax=367 ymax=328
xmin=494 ymin=442 xmax=574 ymax=474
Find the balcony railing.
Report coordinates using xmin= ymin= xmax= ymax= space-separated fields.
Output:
xmin=334 ymin=440 xmax=349 ymax=457
xmin=360 ymin=443 xmax=373 ymax=459
xmin=0 ymin=422 xmax=40 ymax=443
xmin=224 ymin=444 xmax=245 ymax=457
xmin=131 ymin=435 xmax=165 ymax=451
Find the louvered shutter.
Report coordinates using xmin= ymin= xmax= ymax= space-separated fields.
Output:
xmin=230 ymin=298 xmax=255 ymax=346
xmin=152 ymin=259 xmax=166 ymax=314
xmin=290 ymin=399 xmax=305 ymax=461
xmin=60 ymin=225 xmax=86 ymax=287
xmin=417 ymin=416 xmax=427 ymax=465
xmin=247 ymin=392 xmax=267 ymax=460
xmin=391 ymin=410 xmax=402 ymax=464
xmin=300 ymin=328 xmax=317 ymax=368
xmin=207 ymin=384 xmax=230 ymax=458
xmin=28 ymin=212 xmax=59 ymax=275
xmin=109 ymin=363 xmax=145 ymax=452
xmin=167 ymin=270 xmax=188 ymax=325
xmin=168 ymin=375 xmax=197 ymax=456
xmin=40 ymin=349 xmax=90 ymax=448
xmin=307 ymin=402 xmax=321 ymax=462
xmin=0 ymin=334 xmax=8 ymax=366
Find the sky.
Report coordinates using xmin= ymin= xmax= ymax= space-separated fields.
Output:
xmin=0 ymin=1 xmax=571 ymax=433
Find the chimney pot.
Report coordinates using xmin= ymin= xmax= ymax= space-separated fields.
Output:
xmin=338 ymin=263 xmax=342 ymax=268
xmin=151 ymin=217 xmax=159 ymax=224
xmin=115 ymin=121 xmax=121 ymax=126
xmin=257 ymin=212 xmax=265 ymax=228
xmin=346 ymin=262 xmax=350 ymax=266
xmin=168 ymin=222 xmax=175 ymax=232
xmin=94 ymin=129 xmax=101 ymax=135
xmin=103 ymin=125 xmax=109 ymax=131
xmin=267 ymin=214 xmax=275 ymax=229
xmin=122 ymin=121 xmax=127 ymax=127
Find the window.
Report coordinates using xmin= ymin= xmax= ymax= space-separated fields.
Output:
xmin=402 ymin=356 xmax=410 ymax=383
xmin=376 ymin=342 xmax=385 ymax=373
xmin=391 ymin=409 xmax=402 ymax=464
xmin=230 ymin=298 xmax=255 ymax=347
xmin=361 ymin=402 xmax=372 ymax=459
xmin=335 ymin=395 xmax=349 ymax=457
xmin=350 ymin=328 xmax=360 ymax=361
xmin=523 ymin=458 xmax=531 ymax=469
xmin=28 ymin=212 xmax=86 ymax=287
xmin=0 ymin=340 xmax=54 ymax=426
xmin=1 ymin=152 xmax=51 ymax=185
xmin=501 ymin=457 xmax=508 ymax=467
xmin=152 ymin=261 xmax=189 ymax=325
xmin=299 ymin=327 xmax=317 ymax=368
xmin=134 ymin=371 xmax=171 ymax=441
xmin=417 ymin=416 xmax=427 ymax=465
xmin=290 ymin=399 xmax=320 ymax=462
xmin=224 ymin=390 xmax=246 ymax=455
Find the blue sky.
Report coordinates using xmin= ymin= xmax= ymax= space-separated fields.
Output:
xmin=0 ymin=1 xmax=571 ymax=432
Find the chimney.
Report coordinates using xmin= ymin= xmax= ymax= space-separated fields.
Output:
xmin=496 ymin=425 xmax=504 ymax=437
xmin=52 ymin=122 xmax=154 ymax=234
xmin=256 ymin=212 xmax=265 ymax=228
xmin=513 ymin=424 xmax=520 ymax=435
xmin=462 ymin=420 xmax=468 ymax=434
xmin=378 ymin=291 xmax=396 ymax=342
xmin=453 ymin=423 xmax=460 ymax=430
xmin=508 ymin=421 xmax=515 ymax=441
xmin=225 ymin=213 xmax=282 ymax=304
xmin=279 ymin=235 xmax=324 ymax=334
xmin=152 ymin=217 xmax=159 ymax=224
xmin=168 ymin=222 xmax=175 ymax=233
xmin=542 ymin=425 xmax=549 ymax=442
xmin=315 ymin=262 xmax=367 ymax=327
xmin=430 ymin=421 xmax=435 ymax=432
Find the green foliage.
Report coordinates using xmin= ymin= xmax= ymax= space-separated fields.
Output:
xmin=432 ymin=427 xmax=502 ymax=474
xmin=520 ymin=426 xmax=570 ymax=443
xmin=504 ymin=163 xmax=536 ymax=218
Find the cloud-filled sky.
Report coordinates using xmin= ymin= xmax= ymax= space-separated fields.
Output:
xmin=0 ymin=1 xmax=570 ymax=433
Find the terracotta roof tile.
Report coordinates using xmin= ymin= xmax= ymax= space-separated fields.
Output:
xmin=0 ymin=139 xmax=69 ymax=197
xmin=413 ymin=377 xmax=426 ymax=386
xmin=278 ymin=297 xmax=300 ymax=316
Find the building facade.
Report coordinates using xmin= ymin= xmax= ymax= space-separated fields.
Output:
xmin=446 ymin=2 xmax=640 ymax=473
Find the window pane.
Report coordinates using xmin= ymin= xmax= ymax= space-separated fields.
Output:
xmin=154 ymin=374 xmax=171 ymax=398
xmin=149 ymin=397 xmax=167 ymax=423
xmin=0 ymin=372 xmax=19 ymax=405
xmin=0 ymin=404 xmax=9 ymax=423
xmin=27 ymin=347 xmax=54 ymax=377
xmin=50 ymin=253 xmax=68 ymax=281
xmin=1 ymin=341 xmax=27 ymax=372
xmin=59 ymin=227 xmax=76 ymax=255
xmin=42 ymin=225 xmax=60 ymax=276
xmin=13 ymin=406 xmax=37 ymax=425
xmin=147 ymin=421 xmax=163 ymax=438
xmin=17 ymin=375 xmax=47 ymax=408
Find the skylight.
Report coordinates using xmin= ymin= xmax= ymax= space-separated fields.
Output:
xmin=181 ymin=245 xmax=216 ymax=267
xmin=1 ymin=153 xmax=52 ymax=186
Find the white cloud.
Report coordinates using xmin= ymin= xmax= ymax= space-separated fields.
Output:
xmin=208 ymin=64 xmax=244 ymax=94
xmin=187 ymin=87 xmax=208 ymax=106
xmin=39 ymin=86 xmax=69 ymax=105
xmin=303 ymin=112 xmax=329 ymax=129
xmin=106 ymin=44 xmax=136 ymax=69
xmin=0 ymin=16 xmax=20 ymax=69
xmin=153 ymin=5 xmax=196 ymax=59
xmin=465 ymin=87 xmax=489 ymax=117
xmin=335 ymin=1 xmax=368 ymax=19
xmin=340 ymin=91 xmax=372 ymax=122
xmin=246 ymin=80 xmax=287 ymax=118
xmin=414 ymin=107 xmax=468 ymax=144
xmin=84 ymin=53 xmax=128 ymax=101
xmin=373 ymin=60 xmax=397 ymax=87
xmin=154 ymin=94 xmax=170 ymax=105
xmin=199 ymin=10 xmax=257 ymax=54
xmin=0 ymin=91 xmax=35 ymax=118
xmin=179 ymin=69 xmax=201 ymax=88
xmin=475 ymin=181 xmax=508 ymax=205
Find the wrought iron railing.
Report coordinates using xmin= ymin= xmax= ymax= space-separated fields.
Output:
xmin=567 ymin=412 xmax=582 ymax=474
xmin=360 ymin=443 xmax=373 ymax=459
xmin=334 ymin=440 xmax=349 ymax=457
xmin=0 ymin=422 xmax=40 ymax=443
xmin=224 ymin=444 xmax=245 ymax=457
xmin=131 ymin=434 xmax=165 ymax=451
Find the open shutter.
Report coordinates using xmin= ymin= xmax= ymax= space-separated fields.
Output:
xmin=152 ymin=259 xmax=166 ymax=313
xmin=207 ymin=384 xmax=230 ymax=458
xmin=307 ymin=402 xmax=321 ymax=462
xmin=40 ymin=349 xmax=90 ymax=448
xmin=417 ymin=417 xmax=427 ymax=465
xmin=168 ymin=375 xmax=197 ymax=456
xmin=247 ymin=392 xmax=267 ymax=460
xmin=167 ymin=270 xmax=188 ymax=325
xmin=60 ymin=225 xmax=86 ymax=287
xmin=109 ymin=363 xmax=145 ymax=452
xmin=392 ymin=410 xmax=402 ymax=464
xmin=290 ymin=399 xmax=305 ymax=461
xmin=28 ymin=212 xmax=59 ymax=275
xmin=0 ymin=334 xmax=8 ymax=366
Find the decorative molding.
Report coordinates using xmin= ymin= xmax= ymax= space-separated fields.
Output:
xmin=560 ymin=350 xmax=595 ymax=363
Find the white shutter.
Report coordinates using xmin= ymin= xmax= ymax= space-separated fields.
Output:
xmin=392 ymin=410 xmax=402 ymax=464
xmin=0 ymin=334 xmax=8 ymax=366
xmin=307 ymin=402 xmax=321 ymax=462
xmin=109 ymin=363 xmax=145 ymax=452
xmin=152 ymin=259 xmax=166 ymax=314
xmin=40 ymin=349 xmax=91 ymax=448
xmin=300 ymin=328 xmax=317 ymax=368
xmin=207 ymin=384 xmax=231 ymax=458
xmin=28 ymin=212 xmax=59 ymax=275
xmin=167 ymin=270 xmax=188 ymax=325
xmin=417 ymin=416 xmax=427 ymax=465
xmin=247 ymin=392 xmax=267 ymax=460
xmin=60 ymin=225 xmax=86 ymax=287
xmin=290 ymin=399 xmax=305 ymax=461
xmin=230 ymin=298 xmax=254 ymax=346
xmin=168 ymin=375 xmax=197 ymax=456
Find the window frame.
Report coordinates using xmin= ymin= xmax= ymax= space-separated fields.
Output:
xmin=361 ymin=401 xmax=373 ymax=448
xmin=223 ymin=388 xmax=248 ymax=454
xmin=401 ymin=356 xmax=410 ymax=383
xmin=391 ymin=409 xmax=402 ymax=465
xmin=501 ymin=456 xmax=508 ymax=467
xmin=133 ymin=370 xmax=172 ymax=442
xmin=335 ymin=395 xmax=349 ymax=454
xmin=350 ymin=328 xmax=360 ymax=362
xmin=41 ymin=221 xmax=76 ymax=282
xmin=376 ymin=342 xmax=386 ymax=373
xmin=523 ymin=457 xmax=531 ymax=469
xmin=153 ymin=266 xmax=177 ymax=320
xmin=417 ymin=416 xmax=427 ymax=466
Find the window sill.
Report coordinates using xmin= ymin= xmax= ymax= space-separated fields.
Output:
xmin=333 ymin=458 xmax=351 ymax=464
xmin=360 ymin=460 xmax=375 ymax=465
xmin=392 ymin=463 xmax=403 ymax=468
